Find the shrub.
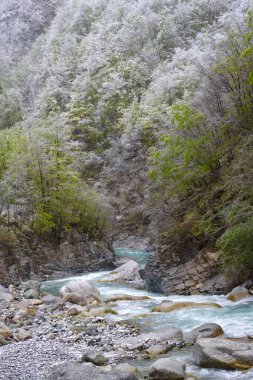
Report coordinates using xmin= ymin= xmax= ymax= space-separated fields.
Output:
xmin=217 ymin=219 xmax=253 ymax=281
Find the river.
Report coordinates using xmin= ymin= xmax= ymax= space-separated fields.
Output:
xmin=42 ymin=248 xmax=253 ymax=380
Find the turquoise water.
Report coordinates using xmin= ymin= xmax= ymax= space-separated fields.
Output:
xmin=114 ymin=247 xmax=150 ymax=267
xmin=42 ymin=249 xmax=253 ymax=380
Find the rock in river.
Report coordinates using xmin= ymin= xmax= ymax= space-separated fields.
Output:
xmin=152 ymin=301 xmax=221 ymax=313
xmin=227 ymin=286 xmax=251 ymax=302
xmin=184 ymin=323 xmax=224 ymax=344
xmin=60 ymin=278 xmax=102 ymax=305
xmin=193 ymin=337 xmax=253 ymax=370
xmin=149 ymin=358 xmax=186 ymax=380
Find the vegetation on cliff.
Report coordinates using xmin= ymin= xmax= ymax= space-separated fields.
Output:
xmin=0 ymin=0 xmax=252 ymax=282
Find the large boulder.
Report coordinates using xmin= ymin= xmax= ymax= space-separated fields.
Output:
xmin=184 ymin=323 xmax=224 ymax=344
xmin=47 ymin=362 xmax=138 ymax=380
xmin=227 ymin=286 xmax=251 ymax=302
xmin=60 ymin=278 xmax=102 ymax=305
xmin=114 ymin=328 xmax=183 ymax=351
xmin=152 ymin=301 xmax=221 ymax=313
xmin=149 ymin=358 xmax=186 ymax=380
xmin=193 ymin=338 xmax=253 ymax=370
xmin=100 ymin=260 xmax=144 ymax=287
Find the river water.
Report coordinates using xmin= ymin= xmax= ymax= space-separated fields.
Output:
xmin=42 ymin=248 xmax=253 ymax=380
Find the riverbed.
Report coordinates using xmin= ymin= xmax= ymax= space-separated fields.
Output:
xmin=42 ymin=248 xmax=253 ymax=380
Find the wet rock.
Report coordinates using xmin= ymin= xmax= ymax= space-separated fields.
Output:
xmin=149 ymin=358 xmax=186 ymax=380
xmin=152 ymin=301 xmax=221 ymax=313
xmin=184 ymin=323 xmax=224 ymax=344
xmin=114 ymin=328 xmax=183 ymax=351
xmin=227 ymin=286 xmax=251 ymax=302
xmin=147 ymin=344 xmax=169 ymax=356
xmin=81 ymin=349 xmax=109 ymax=365
xmin=105 ymin=294 xmax=150 ymax=302
xmin=193 ymin=337 xmax=253 ymax=370
xmin=60 ymin=278 xmax=102 ymax=305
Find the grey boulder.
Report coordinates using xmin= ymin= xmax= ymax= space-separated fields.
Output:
xmin=149 ymin=358 xmax=186 ymax=380
xmin=184 ymin=323 xmax=224 ymax=344
xmin=193 ymin=337 xmax=253 ymax=370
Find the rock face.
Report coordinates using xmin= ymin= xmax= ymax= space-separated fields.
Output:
xmin=152 ymin=301 xmax=221 ymax=313
xmin=227 ymin=286 xmax=251 ymax=302
xmin=0 ymin=225 xmax=115 ymax=286
xmin=193 ymin=338 xmax=253 ymax=370
xmin=47 ymin=362 xmax=138 ymax=380
xmin=60 ymin=278 xmax=102 ymax=305
xmin=144 ymin=247 xmax=233 ymax=295
xmin=183 ymin=323 xmax=224 ymax=344
xmin=149 ymin=358 xmax=186 ymax=380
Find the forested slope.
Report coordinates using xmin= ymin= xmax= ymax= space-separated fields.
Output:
xmin=0 ymin=0 xmax=253 ymax=289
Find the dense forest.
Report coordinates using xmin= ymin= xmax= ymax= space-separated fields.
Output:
xmin=0 ymin=0 xmax=253 ymax=283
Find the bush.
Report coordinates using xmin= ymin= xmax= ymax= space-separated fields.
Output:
xmin=0 ymin=226 xmax=17 ymax=248
xmin=217 ymin=219 xmax=253 ymax=281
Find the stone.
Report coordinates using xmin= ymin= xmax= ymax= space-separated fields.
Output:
xmin=147 ymin=344 xmax=169 ymax=356
xmin=227 ymin=286 xmax=251 ymax=302
xmin=149 ymin=358 xmax=186 ymax=380
xmin=0 ymin=284 xmax=10 ymax=293
xmin=0 ymin=334 xmax=6 ymax=346
xmin=41 ymin=294 xmax=61 ymax=304
xmin=47 ymin=362 xmax=137 ymax=380
xmin=101 ymin=260 xmax=143 ymax=285
xmin=0 ymin=291 xmax=13 ymax=303
xmin=81 ymin=349 xmax=109 ymax=366
xmin=193 ymin=338 xmax=253 ymax=370
xmin=114 ymin=328 xmax=183 ymax=350
xmin=105 ymin=294 xmax=150 ymax=302
xmin=13 ymin=328 xmax=32 ymax=342
xmin=60 ymin=278 xmax=102 ymax=305
xmin=152 ymin=301 xmax=221 ymax=313
xmin=89 ymin=307 xmax=118 ymax=317
xmin=183 ymin=323 xmax=224 ymax=344
xmin=114 ymin=363 xmax=137 ymax=374
xmin=0 ymin=322 xmax=12 ymax=339
xmin=21 ymin=280 xmax=41 ymax=299
xmin=67 ymin=305 xmax=87 ymax=315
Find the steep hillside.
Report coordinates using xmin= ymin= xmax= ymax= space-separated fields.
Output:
xmin=0 ymin=0 xmax=252 ymax=289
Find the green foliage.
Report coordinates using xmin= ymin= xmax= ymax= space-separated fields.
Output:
xmin=217 ymin=219 xmax=253 ymax=280
xmin=0 ymin=128 xmax=26 ymax=179
xmin=149 ymin=103 xmax=220 ymax=193
xmin=242 ymin=10 xmax=253 ymax=85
